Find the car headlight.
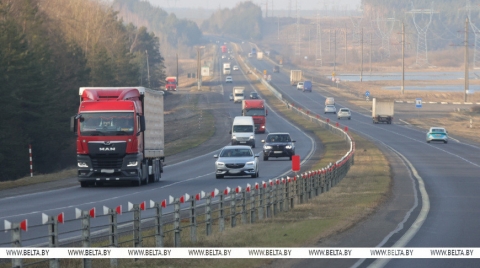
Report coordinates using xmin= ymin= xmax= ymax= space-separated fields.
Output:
xmin=232 ymin=135 xmax=237 ymax=140
xmin=249 ymin=135 xmax=254 ymax=140
xmin=216 ymin=162 xmax=225 ymax=167
xmin=78 ymin=162 xmax=88 ymax=168
xmin=286 ymin=145 xmax=293 ymax=149
xmin=264 ymin=145 xmax=272 ymax=149
xmin=245 ymin=161 xmax=255 ymax=166
xmin=127 ymin=161 xmax=138 ymax=167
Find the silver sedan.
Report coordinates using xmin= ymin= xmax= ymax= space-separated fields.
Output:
xmin=214 ymin=146 xmax=259 ymax=179
xmin=324 ymin=105 xmax=336 ymax=114
xmin=337 ymin=108 xmax=351 ymax=119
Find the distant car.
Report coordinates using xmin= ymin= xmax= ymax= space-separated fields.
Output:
xmin=214 ymin=146 xmax=259 ymax=179
xmin=426 ymin=127 xmax=448 ymax=143
xmin=297 ymin=82 xmax=304 ymax=90
xmin=233 ymin=65 xmax=239 ymax=71
xmin=225 ymin=76 xmax=233 ymax=83
xmin=261 ymin=133 xmax=296 ymax=161
xmin=221 ymin=55 xmax=226 ymax=59
xmin=337 ymin=108 xmax=351 ymax=120
xmin=273 ymin=65 xmax=280 ymax=73
xmin=229 ymin=93 xmax=234 ymax=101
xmin=325 ymin=97 xmax=335 ymax=105
xmin=303 ymin=81 xmax=312 ymax=92
xmin=324 ymin=105 xmax=336 ymax=114
xmin=250 ymin=92 xmax=259 ymax=99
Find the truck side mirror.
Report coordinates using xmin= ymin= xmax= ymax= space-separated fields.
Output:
xmin=266 ymin=109 xmax=268 ymax=116
xmin=229 ymin=130 xmax=232 ymax=134
xmin=70 ymin=115 xmax=77 ymax=133
xmin=138 ymin=115 xmax=146 ymax=136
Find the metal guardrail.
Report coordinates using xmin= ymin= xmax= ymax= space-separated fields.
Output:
xmin=2 ymin=46 xmax=356 ymax=268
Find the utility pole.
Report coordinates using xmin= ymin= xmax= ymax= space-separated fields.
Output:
xmin=360 ymin=28 xmax=363 ymax=82
xmin=401 ymin=22 xmax=405 ymax=95
xmin=334 ymin=30 xmax=337 ymax=72
xmin=465 ymin=17 xmax=469 ymax=102
xmin=369 ymin=33 xmax=372 ymax=73
xmin=344 ymin=26 xmax=347 ymax=66
xmin=145 ymin=50 xmax=150 ymax=88
xmin=196 ymin=46 xmax=204 ymax=90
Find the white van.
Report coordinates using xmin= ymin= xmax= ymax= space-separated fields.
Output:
xmin=230 ymin=116 xmax=256 ymax=148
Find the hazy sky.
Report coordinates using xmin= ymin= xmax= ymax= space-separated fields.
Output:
xmin=148 ymin=0 xmax=362 ymax=10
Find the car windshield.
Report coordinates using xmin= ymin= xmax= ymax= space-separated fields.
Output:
xmin=220 ymin=148 xmax=253 ymax=157
xmin=340 ymin=109 xmax=349 ymax=112
xmin=267 ymin=134 xmax=291 ymax=142
xmin=233 ymin=125 xmax=253 ymax=132
xmin=326 ymin=105 xmax=335 ymax=108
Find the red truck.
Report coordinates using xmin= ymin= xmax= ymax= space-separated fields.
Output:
xmin=165 ymin=76 xmax=177 ymax=91
xmin=71 ymin=87 xmax=165 ymax=187
xmin=242 ymin=99 xmax=267 ymax=133
xmin=221 ymin=45 xmax=227 ymax=53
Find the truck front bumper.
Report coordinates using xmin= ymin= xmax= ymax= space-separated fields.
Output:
xmin=77 ymin=154 xmax=143 ymax=183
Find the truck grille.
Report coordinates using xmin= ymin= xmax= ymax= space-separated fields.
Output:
xmin=91 ymin=157 xmax=123 ymax=169
xmin=236 ymin=137 xmax=249 ymax=142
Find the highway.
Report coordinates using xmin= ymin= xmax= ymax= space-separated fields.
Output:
xmin=0 ymin=51 xmax=319 ymax=246
xmin=241 ymin=43 xmax=480 ymax=267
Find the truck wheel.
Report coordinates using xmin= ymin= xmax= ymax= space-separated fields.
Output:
xmin=264 ymin=156 xmax=268 ymax=161
xmin=80 ymin=181 xmax=89 ymax=188
xmin=148 ymin=160 xmax=155 ymax=183
xmin=132 ymin=178 xmax=141 ymax=186
xmin=216 ymin=174 xmax=224 ymax=179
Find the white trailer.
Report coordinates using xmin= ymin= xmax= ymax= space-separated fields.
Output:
xmin=372 ymin=98 xmax=394 ymax=124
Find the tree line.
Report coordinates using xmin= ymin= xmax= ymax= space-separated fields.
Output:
xmin=0 ymin=0 xmax=165 ymax=181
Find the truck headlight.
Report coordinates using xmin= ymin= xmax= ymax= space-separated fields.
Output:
xmin=286 ymin=145 xmax=292 ymax=149
xmin=264 ymin=145 xmax=272 ymax=149
xmin=127 ymin=161 xmax=138 ymax=167
xmin=77 ymin=162 xmax=88 ymax=168
xmin=232 ymin=135 xmax=237 ymax=140
xmin=249 ymin=135 xmax=254 ymax=140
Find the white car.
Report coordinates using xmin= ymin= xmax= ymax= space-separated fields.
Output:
xmin=225 ymin=76 xmax=233 ymax=83
xmin=214 ymin=146 xmax=259 ymax=179
xmin=324 ymin=105 xmax=336 ymax=114
xmin=337 ymin=108 xmax=351 ymax=120
xmin=297 ymin=82 xmax=304 ymax=90
xmin=229 ymin=93 xmax=234 ymax=101
xmin=233 ymin=65 xmax=239 ymax=71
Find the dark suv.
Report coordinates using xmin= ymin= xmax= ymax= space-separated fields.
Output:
xmin=261 ymin=133 xmax=296 ymax=161
xmin=273 ymin=65 xmax=280 ymax=73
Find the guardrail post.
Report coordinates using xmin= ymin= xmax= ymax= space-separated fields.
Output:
xmin=219 ymin=194 xmax=225 ymax=232
xmin=266 ymin=184 xmax=272 ymax=218
xmin=190 ymin=197 xmax=197 ymax=243
xmin=82 ymin=211 xmax=91 ymax=268
xmin=174 ymin=199 xmax=181 ymax=247
xmin=108 ymin=209 xmax=118 ymax=268
xmin=299 ymin=175 xmax=305 ymax=204
xmin=47 ymin=216 xmax=59 ymax=268
xmin=11 ymin=223 xmax=22 ymax=268
xmin=258 ymin=187 xmax=264 ymax=220
xmin=279 ymin=181 xmax=284 ymax=212
xmin=206 ymin=196 xmax=212 ymax=236
xmin=308 ymin=174 xmax=313 ymax=199
xmin=291 ymin=178 xmax=296 ymax=209
xmin=250 ymin=189 xmax=256 ymax=224
xmin=241 ymin=190 xmax=247 ymax=224
xmin=155 ymin=203 xmax=164 ymax=247
xmin=133 ymin=204 xmax=142 ymax=248
xmin=273 ymin=183 xmax=278 ymax=216
xmin=230 ymin=192 xmax=237 ymax=228
xmin=285 ymin=180 xmax=290 ymax=211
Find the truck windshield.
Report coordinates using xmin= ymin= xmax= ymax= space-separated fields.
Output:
xmin=244 ymin=109 xmax=265 ymax=116
xmin=80 ymin=112 xmax=134 ymax=136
